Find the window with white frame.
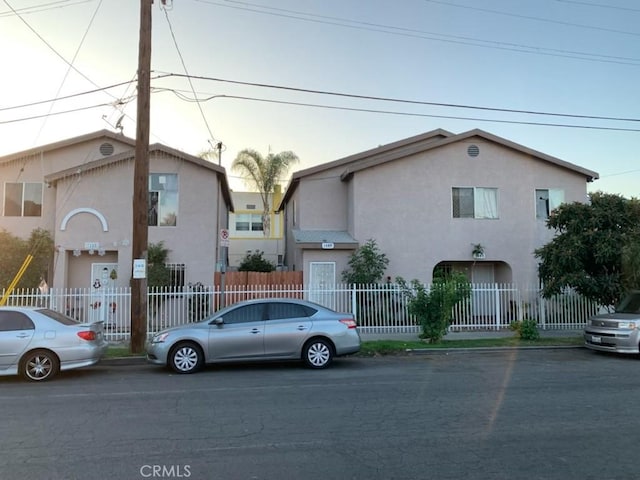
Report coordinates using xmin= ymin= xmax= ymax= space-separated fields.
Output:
xmin=3 ymin=182 xmax=42 ymax=217
xmin=452 ymin=187 xmax=498 ymax=219
xmin=148 ymin=174 xmax=178 ymax=226
xmin=536 ymin=189 xmax=564 ymax=219
xmin=235 ymin=213 xmax=263 ymax=232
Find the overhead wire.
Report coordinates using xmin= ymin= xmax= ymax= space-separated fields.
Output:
xmin=154 ymin=87 xmax=640 ymax=133
xmin=554 ymin=0 xmax=640 ymax=13
xmin=30 ymin=0 xmax=104 ymax=149
xmin=160 ymin=3 xmax=221 ymax=150
xmin=155 ymin=72 xmax=640 ymax=124
xmin=424 ymin=0 xmax=640 ymax=38
xmin=0 ymin=0 xmax=94 ymax=17
xmin=194 ymin=0 xmax=640 ymax=66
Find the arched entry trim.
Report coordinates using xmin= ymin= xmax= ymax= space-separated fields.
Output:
xmin=60 ymin=208 xmax=108 ymax=232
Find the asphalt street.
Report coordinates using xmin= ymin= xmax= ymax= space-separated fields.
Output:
xmin=0 ymin=348 xmax=636 ymax=480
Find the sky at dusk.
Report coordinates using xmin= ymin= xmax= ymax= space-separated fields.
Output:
xmin=1 ymin=0 xmax=639 ymax=194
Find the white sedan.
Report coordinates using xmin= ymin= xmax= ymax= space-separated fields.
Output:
xmin=0 ymin=306 xmax=108 ymax=381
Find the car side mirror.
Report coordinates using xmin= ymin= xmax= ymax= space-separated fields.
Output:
xmin=213 ymin=317 xmax=224 ymax=326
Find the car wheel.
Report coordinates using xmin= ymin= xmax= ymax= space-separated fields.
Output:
xmin=21 ymin=350 xmax=59 ymax=382
xmin=169 ymin=342 xmax=204 ymax=374
xmin=303 ymin=338 xmax=333 ymax=369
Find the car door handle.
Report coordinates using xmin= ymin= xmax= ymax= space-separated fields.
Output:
xmin=251 ymin=328 xmax=261 ymax=334
xmin=16 ymin=333 xmax=30 ymax=338
xmin=297 ymin=326 xmax=308 ymax=331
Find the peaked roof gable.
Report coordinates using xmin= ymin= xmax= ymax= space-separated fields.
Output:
xmin=44 ymin=142 xmax=234 ymax=210
xmin=279 ymin=128 xmax=599 ymax=209
xmin=0 ymin=129 xmax=135 ymax=165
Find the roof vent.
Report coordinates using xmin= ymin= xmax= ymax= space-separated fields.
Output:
xmin=99 ymin=142 xmax=115 ymax=156
xmin=467 ymin=145 xmax=480 ymax=157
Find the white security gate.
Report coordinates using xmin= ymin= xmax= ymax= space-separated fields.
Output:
xmin=309 ymin=262 xmax=336 ymax=309
xmin=89 ymin=263 xmax=118 ymax=323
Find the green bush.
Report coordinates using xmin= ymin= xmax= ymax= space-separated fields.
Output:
xmin=510 ymin=319 xmax=540 ymax=340
xmin=238 ymin=250 xmax=275 ymax=272
xmin=396 ymin=272 xmax=471 ymax=344
xmin=342 ymin=239 xmax=389 ymax=284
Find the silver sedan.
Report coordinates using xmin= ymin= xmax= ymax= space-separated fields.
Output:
xmin=0 ymin=306 xmax=108 ymax=381
xmin=147 ymin=298 xmax=361 ymax=374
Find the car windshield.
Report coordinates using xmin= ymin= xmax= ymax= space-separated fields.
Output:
xmin=615 ymin=292 xmax=640 ymax=314
xmin=37 ymin=308 xmax=81 ymax=325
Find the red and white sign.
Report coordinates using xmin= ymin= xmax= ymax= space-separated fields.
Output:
xmin=220 ymin=228 xmax=230 ymax=247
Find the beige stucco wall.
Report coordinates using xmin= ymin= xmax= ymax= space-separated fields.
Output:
xmin=0 ymin=137 xmax=134 ymax=239
xmin=349 ymin=139 xmax=589 ymax=285
xmin=283 ymin=135 xmax=592 ymax=287
xmin=1 ymin=136 xmax=229 ymax=289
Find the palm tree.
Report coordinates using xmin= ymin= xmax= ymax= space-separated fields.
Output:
xmin=232 ymin=148 xmax=299 ymax=236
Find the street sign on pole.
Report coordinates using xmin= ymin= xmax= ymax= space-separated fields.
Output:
xmin=220 ymin=228 xmax=230 ymax=247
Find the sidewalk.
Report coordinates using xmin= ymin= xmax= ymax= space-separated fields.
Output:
xmin=360 ymin=328 xmax=584 ymax=342
xmin=103 ymin=328 xmax=585 ymax=365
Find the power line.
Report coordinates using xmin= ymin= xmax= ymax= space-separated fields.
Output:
xmin=155 ymin=88 xmax=640 ymax=133
xmin=31 ymin=0 xmax=104 ymax=148
xmin=161 ymin=4 xmax=219 ymax=147
xmin=555 ymin=0 xmax=640 ymax=14
xmin=194 ymin=0 xmax=640 ymax=66
xmin=0 ymin=75 xmax=168 ymax=112
xmin=424 ymin=0 xmax=640 ymax=37
xmin=0 ymin=102 xmax=118 ymax=124
xmin=0 ymin=0 xmax=94 ymax=17
xmin=157 ymin=72 xmax=640 ymax=124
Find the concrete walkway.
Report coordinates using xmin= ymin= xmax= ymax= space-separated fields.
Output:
xmin=360 ymin=328 xmax=583 ymax=342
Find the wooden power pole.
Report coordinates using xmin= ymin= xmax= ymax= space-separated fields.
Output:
xmin=130 ymin=0 xmax=153 ymax=354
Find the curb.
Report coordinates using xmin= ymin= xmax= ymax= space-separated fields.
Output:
xmin=102 ymin=356 xmax=146 ymax=366
xmin=101 ymin=344 xmax=585 ymax=365
xmin=406 ymin=345 xmax=584 ymax=355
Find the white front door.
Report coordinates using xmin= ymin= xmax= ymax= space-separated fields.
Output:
xmin=89 ymin=263 xmax=118 ymax=323
xmin=309 ymin=262 xmax=336 ymax=309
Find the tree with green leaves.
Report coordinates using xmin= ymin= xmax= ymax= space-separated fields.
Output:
xmin=342 ymin=239 xmax=389 ymax=284
xmin=0 ymin=228 xmax=54 ymax=290
xmin=535 ymin=191 xmax=640 ymax=308
xmin=232 ymin=148 xmax=299 ymax=236
xmin=396 ymin=272 xmax=471 ymax=343
xmin=238 ymin=250 xmax=275 ymax=272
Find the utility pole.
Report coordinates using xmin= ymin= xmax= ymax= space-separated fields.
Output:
xmin=130 ymin=0 xmax=153 ymax=354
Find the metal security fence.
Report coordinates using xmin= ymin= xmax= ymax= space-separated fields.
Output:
xmin=2 ymin=283 xmax=600 ymax=341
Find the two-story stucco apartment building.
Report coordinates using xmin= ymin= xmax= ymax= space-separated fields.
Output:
xmin=2 ymin=128 xmax=598 ymax=296
xmin=0 ymin=130 xmax=233 ymax=292
xmin=279 ymin=128 xmax=598 ymax=289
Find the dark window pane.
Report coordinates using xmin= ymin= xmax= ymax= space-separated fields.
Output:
xmin=148 ymin=191 xmax=159 ymax=226
xmin=222 ymin=304 xmax=265 ymax=324
xmin=268 ymin=302 xmax=313 ymax=320
xmin=23 ymin=183 xmax=42 ymax=217
xmin=0 ymin=311 xmax=35 ymax=331
xmin=452 ymin=188 xmax=474 ymax=218
xmin=4 ymin=183 xmax=22 ymax=216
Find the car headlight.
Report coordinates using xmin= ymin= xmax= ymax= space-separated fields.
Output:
xmin=151 ymin=332 xmax=170 ymax=343
xmin=617 ymin=322 xmax=638 ymax=330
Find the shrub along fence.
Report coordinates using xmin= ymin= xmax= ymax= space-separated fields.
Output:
xmin=2 ymin=282 xmax=599 ymax=341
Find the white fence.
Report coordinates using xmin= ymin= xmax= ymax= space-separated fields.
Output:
xmin=2 ymin=283 xmax=599 ymax=341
